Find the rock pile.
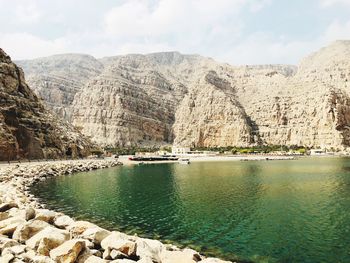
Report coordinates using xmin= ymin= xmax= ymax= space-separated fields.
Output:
xmin=0 ymin=160 xmax=232 ymax=263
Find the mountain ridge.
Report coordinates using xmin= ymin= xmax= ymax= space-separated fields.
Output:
xmin=15 ymin=40 xmax=350 ymax=150
xmin=0 ymin=49 xmax=94 ymax=160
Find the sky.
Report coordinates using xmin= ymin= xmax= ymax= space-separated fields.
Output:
xmin=0 ymin=0 xmax=350 ymax=65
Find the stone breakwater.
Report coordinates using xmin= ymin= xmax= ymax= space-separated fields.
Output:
xmin=0 ymin=160 xmax=232 ymax=263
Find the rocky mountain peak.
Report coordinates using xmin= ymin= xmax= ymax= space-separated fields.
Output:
xmin=299 ymin=40 xmax=350 ymax=73
xmin=15 ymin=41 xmax=350 ymax=150
xmin=0 ymin=48 xmax=12 ymax=63
xmin=0 ymin=49 xmax=94 ymax=160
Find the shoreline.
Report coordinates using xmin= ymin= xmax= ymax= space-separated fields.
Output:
xmin=119 ymin=154 xmax=296 ymax=165
xmin=0 ymin=159 xmax=233 ymax=263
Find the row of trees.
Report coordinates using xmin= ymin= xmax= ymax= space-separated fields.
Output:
xmin=100 ymin=145 xmax=308 ymax=156
xmin=192 ymin=145 xmax=307 ymax=154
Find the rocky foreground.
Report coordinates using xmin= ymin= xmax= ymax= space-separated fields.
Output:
xmin=0 ymin=160 xmax=232 ymax=263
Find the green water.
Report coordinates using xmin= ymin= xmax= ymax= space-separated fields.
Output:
xmin=31 ymin=157 xmax=350 ymax=262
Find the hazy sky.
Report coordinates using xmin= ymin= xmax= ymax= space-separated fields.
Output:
xmin=0 ymin=0 xmax=350 ymax=64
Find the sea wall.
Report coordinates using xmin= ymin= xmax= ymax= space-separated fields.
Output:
xmin=0 ymin=159 xmax=231 ymax=263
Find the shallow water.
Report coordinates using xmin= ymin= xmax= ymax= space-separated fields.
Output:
xmin=31 ymin=157 xmax=350 ymax=262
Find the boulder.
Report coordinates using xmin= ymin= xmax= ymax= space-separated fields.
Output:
xmin=13 ymin=220 xmax=50 ymax=242
xmin=135 ymin=238 xmax=165 ymax=262
xmin=110 ymin=249 xmax=128 ymax=260
xmin=110 ymin=259 xmax=136 ymax=263
xmin=101 ymin=232 xmax=136 ymax=258
xmin=0 ymin=253 xmax=14 ymax=263
xmin=25 ymin=207 xmax=36 ymax=221
xmin=26 ymin=226 xmax=70 ymax=251
xmin=0 ymin=235 xmax=19 ymax=250
xmin=35 ymin=209 xmax=57 ymax=223
xmin=0 ymin=217 xmax=25 ymax=229
xmin=54 ymin=215 xmax=75 ymax=229
xmin=137 ymin=257 xmax=154 ymax=263
xmin=0 ymin=222 xmax=23 ymax=236
xmin=49 ymin=239 xmax=86 ymax=263
xmin=81 ymin=227 xmax=110 ymax=245
xmin=86 ymin=255 xmax=108 ymax=263
xmin=0 ymin=202 xmax=18 ymax=212
xmin=160 ymin=250 xmax=197 ymax=263
xmin=67 ymin=221 xmax=97 ymax=237
xmin=31 ymin=255 xmax=55 ymax=263
xmin=0 ymin=217 xmax=26 ymax=236
xmin=19 ymin=250 xmax=36 ymax=262
xmin=1 ymin=244 xmax=26 ymax=256
xmin=201 ymin=258 xmax=232 ymax=263
xmin=37 ymin=237 xmax=65 ymax=256
xmin=79 ymin=254 xmax=107 ymax=263
xmin=182 ymin=248 xmax=203 ymax=261
xmin=0 ymin=212 xmax=10 ymax=221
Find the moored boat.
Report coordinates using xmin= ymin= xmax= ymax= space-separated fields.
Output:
xmin=179 ymin=158 xmax=190 ymax=164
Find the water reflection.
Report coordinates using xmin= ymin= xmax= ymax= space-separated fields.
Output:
xmin=31 ymin=158 xmax=350 ymax=262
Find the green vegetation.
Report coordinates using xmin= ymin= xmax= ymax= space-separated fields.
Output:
xmin=192 ymin=145 xmax=308 ymax=154
xmin=104 ymin=145 xmax=308 ymax=155
xmin=90 ymin=148 xmax=104 ymax=157
xmin=104 ymin=146 xmax=161 ymax=155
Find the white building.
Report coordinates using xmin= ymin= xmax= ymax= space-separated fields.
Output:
xmin=172 ymin=146 xmax=191 ymax=155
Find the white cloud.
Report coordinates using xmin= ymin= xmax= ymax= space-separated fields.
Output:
xmin=0 ymin=0 xmax=349 ymax=65
xmin=0 ymin=33 xmax=68 ymax=60
xmin=103 ymin=0 xmax=271 ymax=39
xmin=218 ymin=33 xmax=318 ymax=65
xmin=248 ymin=0 xmax=272 ymax=12
xmin=219 ymin=19 xmax=350 ymax=65
xmin=324 ymin=20 xmax=350 ymax=40
xmin=14 ymin=1 xmax=42 ymax=24
xmin=320 ymin=0 xmax=350 ymax=7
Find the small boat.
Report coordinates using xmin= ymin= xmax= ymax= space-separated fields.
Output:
xmin=179 ymin=158 xmax=190 ymax=164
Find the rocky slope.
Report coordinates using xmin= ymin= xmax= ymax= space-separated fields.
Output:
xmin=17 ymin=54 xmax=103 ymax=120
xmin=17 ymin=41 xmax=350 ymax=150
xmin=0 ymin=49 xmax=93 ymax=161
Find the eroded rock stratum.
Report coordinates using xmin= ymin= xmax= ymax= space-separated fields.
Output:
xmin=0 ymin=49 xmax=93 ymax=160
xmin=16 ymin=40 xmax=350 ymax=150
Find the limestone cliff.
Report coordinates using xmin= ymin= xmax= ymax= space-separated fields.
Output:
xmin=17 ymin=54 xmax=103 ymax=120
xmin=17 ymin=41 xmax=350 ymax=150
xmin=0 ymin=49 xmax=93 ymax=160
xmin=173 ymin=71 xmax=253 ymax=147
xmin=72 ymin=53 xmax=187 ymax=147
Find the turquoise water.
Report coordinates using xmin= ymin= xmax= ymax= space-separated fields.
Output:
xmin=30 ymin=158 xmax=350 ymax=262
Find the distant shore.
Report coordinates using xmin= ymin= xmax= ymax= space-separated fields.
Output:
xmin=119 ymin=154 xmax=296 ymax=165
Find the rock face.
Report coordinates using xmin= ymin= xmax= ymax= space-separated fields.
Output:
xmin=17 ymin=41 xmax=350 ymax=149
xmin=17 ymin=54 xmax=104 ymax=121
xmin=0 ymin=49 xmax=93 ymax=161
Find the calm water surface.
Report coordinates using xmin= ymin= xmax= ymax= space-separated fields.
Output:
xmin=31 ymin=157 xmax=350 ymax=262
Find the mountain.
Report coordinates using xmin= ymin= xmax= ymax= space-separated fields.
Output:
xmin=16 ymin=41 xmax=350 ymax=150
xmin=17 ymin=54 xmax=104 ymax=120
xmin=0 ymin=49 xmax=93 ymax=161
